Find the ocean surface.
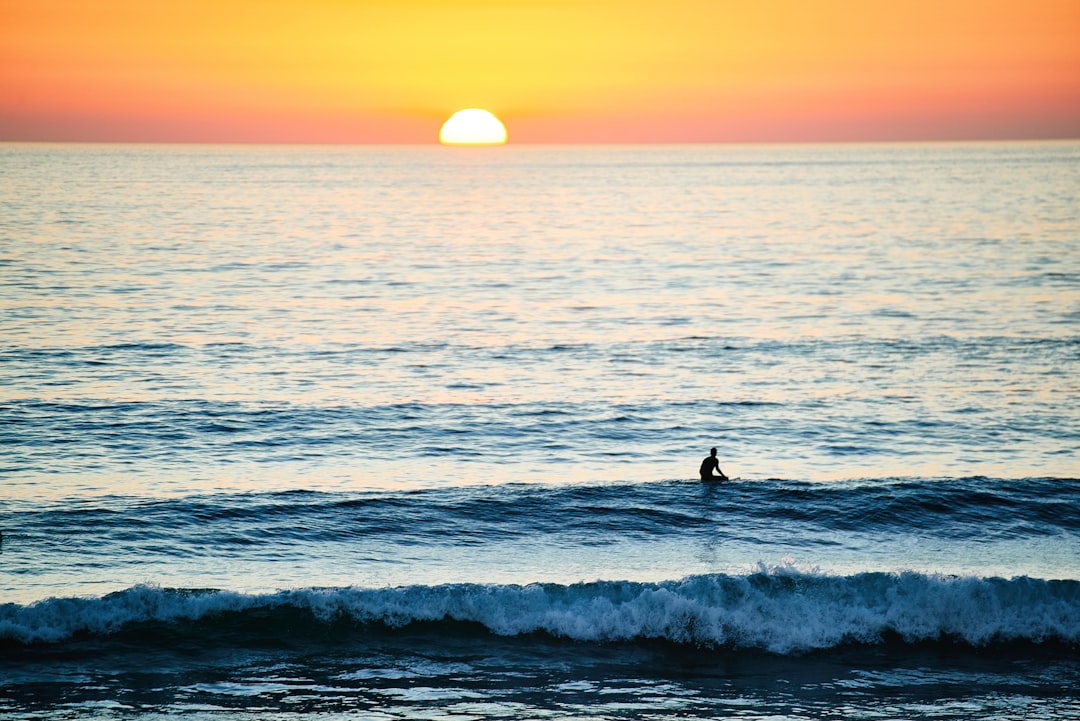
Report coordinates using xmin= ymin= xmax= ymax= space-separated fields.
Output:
xmin=1 ymin=141 xmax=1078 ymax=719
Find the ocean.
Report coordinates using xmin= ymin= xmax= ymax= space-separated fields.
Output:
xmin=1 ymin=141 xmax=1078 ymax=719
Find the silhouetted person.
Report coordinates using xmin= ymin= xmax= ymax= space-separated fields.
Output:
xmin=699 ymin=447 xmax=728 ymax=481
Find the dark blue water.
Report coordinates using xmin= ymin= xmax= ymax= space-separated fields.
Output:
xmin=2 ymin=142 xmax=1078 ymax=718
xmin=3 ymin=478 xmax=1078 ymax=718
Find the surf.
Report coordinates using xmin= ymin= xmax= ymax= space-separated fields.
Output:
xmin=4 ymin=570 xmax=1078 ymax=655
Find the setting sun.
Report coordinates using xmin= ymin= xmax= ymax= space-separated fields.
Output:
xmin=0 ymin=0 xmax=1077 ymax=142
xmin=439 ymin=109 xmax=508 ymax=145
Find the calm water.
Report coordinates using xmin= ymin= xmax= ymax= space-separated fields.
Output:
xmin=1 ymin=142 xmax=1078 ymax=719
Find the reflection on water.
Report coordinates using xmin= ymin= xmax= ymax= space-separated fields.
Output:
xmin=2 ymin=142 xmax=1078 ymax=499
xmin=2 ymin=142 xmax=1079 ymax=721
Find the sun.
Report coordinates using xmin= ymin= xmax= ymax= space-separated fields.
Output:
xmin=439 ymin=109 xmax=508 ymax=145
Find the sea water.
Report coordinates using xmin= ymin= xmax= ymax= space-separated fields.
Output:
xmin=1 ymin=142 xmax=1078 ymax=719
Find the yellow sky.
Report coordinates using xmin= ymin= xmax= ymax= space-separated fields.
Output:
xmin=2 ymin=0 xmax=1078 ymax=142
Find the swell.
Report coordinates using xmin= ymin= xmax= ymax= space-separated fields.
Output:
xmin=3 ymin=335 xmax=1077 ymax=474
xmin=5 ymin=478 xmax=1078 ymax=550
xmin=3 ymin=571 xmax=1078 ymax=655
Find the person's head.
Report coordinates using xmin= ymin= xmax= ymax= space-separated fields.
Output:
xmin=710 ymin=447 xmax=717 ymax=456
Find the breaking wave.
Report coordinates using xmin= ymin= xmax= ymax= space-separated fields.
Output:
xmin=4 ymin=569 xmax=1078 ymax=655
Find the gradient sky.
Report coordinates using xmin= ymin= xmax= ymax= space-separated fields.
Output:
xmin=2 ymin=0 xmax=1078 ymax=143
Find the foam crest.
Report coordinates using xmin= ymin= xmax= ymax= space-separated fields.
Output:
xmin=3 ymin=571 xmax=1077 ymax=654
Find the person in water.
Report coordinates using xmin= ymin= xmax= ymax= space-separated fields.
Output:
xmin=699 ymin=447 xmax=728 ymax=481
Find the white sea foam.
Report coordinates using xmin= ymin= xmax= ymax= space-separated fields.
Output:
xmin=3 ymin=571 xmax=1077 ymax=654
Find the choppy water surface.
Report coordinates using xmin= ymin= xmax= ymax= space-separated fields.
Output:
xmin=1 ymin=142 xmax=1078 ymax=719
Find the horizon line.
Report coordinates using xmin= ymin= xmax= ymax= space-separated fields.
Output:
xmin=3 ymin=137 xmax=1079 ymax=148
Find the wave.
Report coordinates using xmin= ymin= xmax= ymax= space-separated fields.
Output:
xmin=7 ymin=477 xmax=1078 ymax=549
xmin=4 ymin=570 xmax=1078 ymax=655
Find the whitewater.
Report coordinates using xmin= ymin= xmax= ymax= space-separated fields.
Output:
xmin=1 ymin=141 xmax=1078 ymax=719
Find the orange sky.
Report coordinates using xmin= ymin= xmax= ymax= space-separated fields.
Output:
xmin=2 ymin=0 xmax=1078 ymax=143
